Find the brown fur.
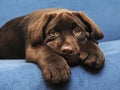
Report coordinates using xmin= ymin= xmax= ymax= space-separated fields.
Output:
xmin=0 ymin=8 xmax=104 ymax=84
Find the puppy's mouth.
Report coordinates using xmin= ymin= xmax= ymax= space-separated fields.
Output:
xmin=59 ymin=53 xmax=81 ymax=66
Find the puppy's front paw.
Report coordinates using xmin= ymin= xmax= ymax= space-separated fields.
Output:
xmin=80 ymin=50 xmax=105 ymax=69
xmin=40 ymin=56 xmax=71 ymax=84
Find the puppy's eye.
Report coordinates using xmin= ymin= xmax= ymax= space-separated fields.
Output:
xmin=49 ymin=30 xmax=59 ymax=37
xmin=73 ymin=27 xmax=82 ymax=35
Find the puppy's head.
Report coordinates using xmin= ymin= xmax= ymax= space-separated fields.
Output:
xmin=29 ymin=9 xmax=104 ymax=65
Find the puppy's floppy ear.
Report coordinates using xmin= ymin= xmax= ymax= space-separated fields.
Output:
xmin=74 ymin=11 xmax=104 ymax=40
xmin=28 ymin=14 xmax=54 ymax=46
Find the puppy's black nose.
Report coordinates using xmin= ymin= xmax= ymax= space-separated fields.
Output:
xmin=61 ymin=46 xmax=74 ymax=55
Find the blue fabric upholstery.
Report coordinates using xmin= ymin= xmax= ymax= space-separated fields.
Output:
xmin=0 ymin=0 xmax=120 ymax=90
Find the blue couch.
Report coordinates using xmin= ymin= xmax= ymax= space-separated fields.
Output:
xmin=0 ymin=0 xmax=120 ymax=90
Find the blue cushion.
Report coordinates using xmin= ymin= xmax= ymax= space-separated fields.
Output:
xmin=0 ymin=40 xmax=120 ymax=90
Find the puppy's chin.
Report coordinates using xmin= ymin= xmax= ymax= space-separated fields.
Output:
xmin=60 ymin=54 xmax=81 ymax=66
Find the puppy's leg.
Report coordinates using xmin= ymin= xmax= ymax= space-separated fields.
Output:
xmin=80 ymin=41 xmax=105 ymax=69
xmin=26 ymin=45 xmax=71 ymax=84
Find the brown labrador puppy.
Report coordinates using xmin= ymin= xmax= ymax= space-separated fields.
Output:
xmin=0 ymin=8 xmax=104 ymax=84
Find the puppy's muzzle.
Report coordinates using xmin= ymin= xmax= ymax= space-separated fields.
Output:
xmin=61 ymin=45 xmax=74 ymax=55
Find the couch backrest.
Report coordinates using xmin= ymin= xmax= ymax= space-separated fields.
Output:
xmin=0 ymin=0 xmax=120 ymax=42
